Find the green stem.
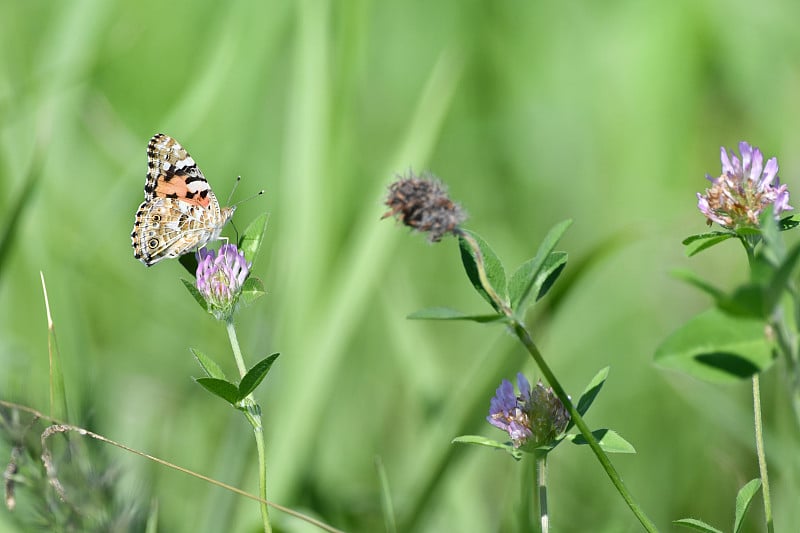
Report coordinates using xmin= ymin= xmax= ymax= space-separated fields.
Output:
xmin=226 ymin=319 xmax=249 ymax=378
xmin=226 ymin=319 xmax=272 ymax=533
xmin=536 ymin=454 xmax=549 ymax=533
xmin=511 ymin=322 xmax=658 ymax=532
xmin=752 ymin=375 xmax=774 ymax=533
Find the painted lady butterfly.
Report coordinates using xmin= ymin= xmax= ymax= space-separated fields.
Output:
xmin=131 ymin=134 xmax=235 ymax=266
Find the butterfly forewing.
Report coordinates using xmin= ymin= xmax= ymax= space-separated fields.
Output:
xmin=132 ymin=134 xmax=235 ymax=266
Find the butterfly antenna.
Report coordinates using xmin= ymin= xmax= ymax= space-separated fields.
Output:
xmin=226 ymin=176 xmax=242 ymax=206
xmin=232 ymin=189 xmax=265 ymax=208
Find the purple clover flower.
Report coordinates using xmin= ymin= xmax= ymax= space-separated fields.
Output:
xmin=196 ymin=244 xmax=251 ymax=320
xmin=697 ymin=141 xmax=792 ymax=229
xmin=487 ymin=373 xmax=570 ymax=449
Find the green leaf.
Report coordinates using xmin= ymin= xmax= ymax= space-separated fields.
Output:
xmin=509 ymin=220 xmax=573 ymax=313
xmin=779 ymin=215 xmax=798 ymax=231
xmin=181 ymin=278 xmax=208 ymax=312
xmin=671 ymin=269 xmax=727 ymax=302
xmin=238 ymin=213 xmax=269 ymax=266
xmin=190 ymin=348 xmax=227 ymax=380
xmin=238 ymin=353 xmax=280 ymax=398
xmin=672 ymin=269 xmax=769 ymax=319
xmin=654 ymin=308 xmax=776 ymax=383
xmin=509 ymin=251 xmax=568 ymax=312
xmin=179 ymin=253 xmax=198 ymax=277
xmin=764 ymin=241 xmax=800 ymax=312
xmin=733 ymin=478 xmax=761 ymax=533
xmin=194 ymin=377 xmax=241 ymax=405
xmin=239 ymin=276 xmax=266 ymax=306
xmin=576 ymin=367 xmax=609 ymax=417
xmin=451 ymin=435 xmax=523 ymax=460
xmin=458 ymin=230 xmax=508 ymax=311
xmin=567 ymin=429 xmax=636 ymax=453
xmin=673 ymin=518 xmax=724 ymax=533
xmin=682 ymin=231 xmax=734 ymax=246
xmin=407 ymin=306 xmax=507 ymax=323
xmin=685 ymin=234 xmax=736 ymax=257
xmin=718 ymin=283 xmax=769 ymax=319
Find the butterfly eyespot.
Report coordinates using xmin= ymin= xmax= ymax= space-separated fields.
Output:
xmin=147 ymin=238 xmax=159 ymax=249
xmin=151 ymin=214 xmax=161 ymax=223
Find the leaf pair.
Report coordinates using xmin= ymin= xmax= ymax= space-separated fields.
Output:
xmin=192 ymin=349 xmax=279 ymax=406
xmin=411 ymin=220 xmax=572 ymax=323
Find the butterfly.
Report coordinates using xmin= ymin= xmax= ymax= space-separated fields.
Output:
xmin=131 ymin=134 xmax=236 ymax=266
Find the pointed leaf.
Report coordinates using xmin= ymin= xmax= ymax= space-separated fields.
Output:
xmin=654 ymin=308 xmax=776 ymax=383
xmin=733 ymin=478 xmax=761 ymax=533
xmin=509 ymin=220 xmax=572 ymax=312
xmin=576 ymin=367 xmax=609 ymax=416
xmin=452 ymin=435 xmax=523 ymax=460
xmin=764 ymin=241 xmax=800 ymax=312
xmin=671 ymin=269 xmax=727 ymax=302
xmin=179 ymin=253 xmax=198 ymax=277
xmin=779 ymin=215 xmax=798 ymax=231
xmin=509 ymin=251 xmax=568 ymax=312
xmin=407 ymin=306 xmax=507 ymax=323
xmin=239 ymin=213 xmax=269 ymax=266
xmin=182 ymin=278 xmax=208 ymax=312
xmin=458 ymin=230 xmax=508 ymax=311
xmin=685 ymin=234 xmax=736 ymax=257
xmin=238 ymin=353 xmax=280 ymax=398
xmin=672 ymin=270 xmax=768 ymax=319
xmin=190 ymin=348 xmax=227 ymax=380
xmin=681 ymin=231 xmax=734 ymax=246
xmin=194 ymin=377 xmax=241 ymax=405
xmin=565 ymin=367 xmax=610 ymax=432
xmin=567 ymin=429 xmax=636 ymax=453
xmin=673 ymin=518 xmax=724 ymax=533
xmin=239 ymin=276 xmax=266 ymax=306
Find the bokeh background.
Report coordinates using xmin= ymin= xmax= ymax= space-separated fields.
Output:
xmin=2 ymin=1 xmax=800 ymax=531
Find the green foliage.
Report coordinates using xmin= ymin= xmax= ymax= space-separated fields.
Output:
xmin=239 ymin=213 xmax=269 ymax=266
xmin=566 ymin=429 xmax=636 ymax=453
xmin=574 ymin=367 xmax=609 ymax=420
xmin=451 ymin=435 xmax=524 ymax=460
xmin=239 ymin=276 xmax=266 ymax=307
xmin=674 ymin=478 xmax=761 ymax=533
xmin=673 ymin=518 xmax=724 ymax=533
xmin=238 ymin=353 xmax=280 ymax=398
xmin=407 ymin=306 xmax=509 ymax=323
xmin=682 ymin=231 xmax=736 ymax=257
xmin=508 ymin=220 xmax=573 ymax=314
xmin=191 ymin=348 xmax=228 ymax=380
xmin=654 ymin=308 xmax=776 ymax=382
xmin=182 ymin=278 xmax=209 ymax=312
xmin=733 ymin=479 xmax=762 ymax=533
xmin=458 ymin=229 xmax=509 ymax=311
xmin=192 ymin=352 xmax=280 ymax=405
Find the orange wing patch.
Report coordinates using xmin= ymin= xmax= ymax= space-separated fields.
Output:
xmin=153 ymin=173 xmax=212 ymax=207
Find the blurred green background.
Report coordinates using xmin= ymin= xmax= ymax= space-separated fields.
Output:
xmin=2 ymin=0 xmax=800 ymax=531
